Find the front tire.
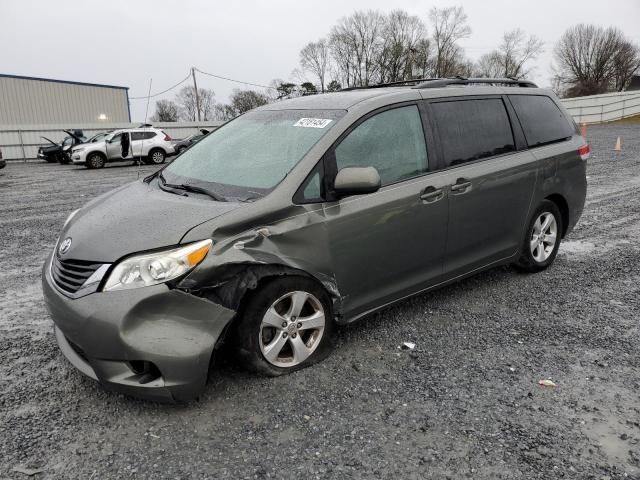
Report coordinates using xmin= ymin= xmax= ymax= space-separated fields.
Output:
xmin=516 ymin=200 xmax=563 ymax=273
xmin=86 ymin=152 xmax=105 ymax=169
xmin=235 ymin=276 xmax=334 ymax=376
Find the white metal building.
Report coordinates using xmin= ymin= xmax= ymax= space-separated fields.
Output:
xmin=0 ymin=74 xmax=130 ymax=125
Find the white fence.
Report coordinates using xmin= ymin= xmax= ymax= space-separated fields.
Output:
xmin=0 ymin=121 xmax=223 ymax=161
xmin=560 ymin=90 xmax=640 ymax=125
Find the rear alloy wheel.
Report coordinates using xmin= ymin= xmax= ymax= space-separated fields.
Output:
xmin=86 ymin=153 xmax=105 ymax=169
xmin=149 ymin=149 xmax=166 ymax=164
xmin=235 ymin=276 xmax=334 ymax=375
xmin=516 ymin=200 xmax=563 ymax=272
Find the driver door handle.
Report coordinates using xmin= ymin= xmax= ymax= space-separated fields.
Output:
xmin=451 ymin=178 xmax=472 ymax=193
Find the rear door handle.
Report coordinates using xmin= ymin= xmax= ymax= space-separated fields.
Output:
xmin=450 ymin=178 xmax=471 ymax=193
xmin=420 ymin=186 xmax=444 ymax=203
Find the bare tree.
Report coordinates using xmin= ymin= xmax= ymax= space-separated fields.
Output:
xmin=300 ymin=39 xmax=330 ymax=92
xmin=329 ymin=10 xmax=385 ymax=88
xmin=429 ymin=6 xmax=471 ymax=78
xmin=475 ymin=29 xmax=543 ymax=79
xmin=498 ymin=29 xmax=544 ymax=78
xmin=214 ymin=89 xmax=271 ymax=120
xmin=378 ymin=10 xmax=427 ymax=83
xmin=150 ymin=99 xmax=179 ymax=122
xmin=176 ymin=86 xmax=215 ymax=121
xmin=612 ymin=40 xmax=640 ymax=91
xmin=553 ymin=24 xmax=640 ymax=96
xmin=412 ymin=38 xmax=433 ymax=78
xmin=475 ymin=52 xmax=503 ymax=78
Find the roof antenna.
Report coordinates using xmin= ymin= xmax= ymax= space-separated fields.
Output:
xmin=138 ymin=78 xmax=152 ymax=180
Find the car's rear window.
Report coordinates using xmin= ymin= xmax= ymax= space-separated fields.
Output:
xmin=509 ymin=95 xmax=573 ymax=148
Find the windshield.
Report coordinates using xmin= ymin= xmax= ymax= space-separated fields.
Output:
xmin=88 ymin=132 xmax=108 ymax=142
xmin=163 ymin=109 xmax=345 ymax=200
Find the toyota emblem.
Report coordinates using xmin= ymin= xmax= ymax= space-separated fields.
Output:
xmin=59 ymin=237 xmax=72 ymax=256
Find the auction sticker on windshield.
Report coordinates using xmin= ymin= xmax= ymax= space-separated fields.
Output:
xmin=293 ymin=118 xmax=333 ymax=128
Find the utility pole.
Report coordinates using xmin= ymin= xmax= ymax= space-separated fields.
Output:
xmin=191 ymin=67 xmax=201 ymax=122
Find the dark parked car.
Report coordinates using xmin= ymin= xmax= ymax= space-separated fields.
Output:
xmin=0 ymin=148 xmax=5 ymax=169
xmin=172 ymin=129 xmax=210 ymax=155
xmin=38 ymin=130 xmax=87 ymax=164
xmin=43 ymin=78 xmax=588 ymax=402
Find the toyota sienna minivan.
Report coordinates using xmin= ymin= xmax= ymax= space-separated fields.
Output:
xmin=42 ymin=78 xmax=588 ymax=402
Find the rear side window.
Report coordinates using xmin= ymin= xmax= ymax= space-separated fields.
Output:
xmin=509 ymin=95 xmax=573 ymax=148
xmin=430 ymin=98 xmax=515 ymax=168
xmin=335 ymin=105 xmax=428 ymax=186
xmin=130 ymin=132 xmax=145 ymax=141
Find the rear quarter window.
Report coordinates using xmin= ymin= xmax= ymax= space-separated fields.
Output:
xmin=430 ymin=98 xmax=515 ymax=168
xmin=509 ymin=95 xmax=573 ymax=148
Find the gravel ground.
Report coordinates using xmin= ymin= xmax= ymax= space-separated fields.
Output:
xmin=1 ymin=124 xmax=639 ymax=479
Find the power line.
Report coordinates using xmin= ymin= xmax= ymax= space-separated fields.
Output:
xmin=129 ymin=67 xmax=279 ymax=101
xmin=195 ymin=68 xmax=278 ymax=90
xmin=129 ymin=72 xmax=192 ymax=100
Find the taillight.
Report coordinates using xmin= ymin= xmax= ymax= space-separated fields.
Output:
xmin=578 ymin=144 xmax=590 ymax=161
xmin=162 ymin=131 xmax=171 ymax=141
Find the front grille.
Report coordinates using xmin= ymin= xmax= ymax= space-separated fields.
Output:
xmin=51 ymin=257 xmax=102 ymax=294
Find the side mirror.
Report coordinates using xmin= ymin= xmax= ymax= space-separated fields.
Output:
xmin=333 ymin=167 xmax=381 ymax=197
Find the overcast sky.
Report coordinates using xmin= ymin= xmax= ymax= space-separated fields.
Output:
xmin=1 ymin=0 xmax=638 ymax=121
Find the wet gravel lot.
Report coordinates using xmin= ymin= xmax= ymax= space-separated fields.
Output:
xmin=1 ymin=124 xmax=639 ymax=479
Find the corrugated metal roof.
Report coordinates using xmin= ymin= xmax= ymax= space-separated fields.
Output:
xmin=0 ymin=73 xmax=128 ymax=90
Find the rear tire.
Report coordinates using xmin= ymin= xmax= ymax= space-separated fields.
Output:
xmin=515 ymin=200 xmax=563 ymax=273
xmin=148 ymin=149 xmax=166 ymax=165
xmin=86 ymin=152 xmax=106 ymax=169
xmin=234 ymin=276 xmax=335 ymax=376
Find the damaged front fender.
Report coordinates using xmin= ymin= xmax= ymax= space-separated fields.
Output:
xmin=178 ymin=204 xmax=344 ymax=318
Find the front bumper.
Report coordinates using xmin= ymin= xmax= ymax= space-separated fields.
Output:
xmin=42 ymin=253 xmax=235 ymax=402
xmin=71 ymin=151 xmax=87 ymax=164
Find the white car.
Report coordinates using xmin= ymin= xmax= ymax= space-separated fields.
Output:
xmin=70 ymin=127 xmax=175 ymax=169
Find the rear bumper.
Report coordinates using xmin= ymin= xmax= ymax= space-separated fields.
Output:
xmin=42 ymin=253 xmax=235 ymax=402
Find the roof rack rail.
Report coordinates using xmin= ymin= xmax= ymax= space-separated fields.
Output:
xmin=413 ymin=77 xmax=537 ymax=89
xmin=341 ymin=77 xmax=435 ymax=91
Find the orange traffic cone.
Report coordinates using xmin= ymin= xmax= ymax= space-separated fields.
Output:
xmin=580 ymin=122 xmax=587 ymax=139
xmin=614 ymin=136 xmax=622 ymax=152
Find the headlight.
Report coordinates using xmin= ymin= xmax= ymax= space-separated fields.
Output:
xmin=102 ymin=239 xmax=212 ymax=292
xmin=63 ymin=208 xmax=80 ymax=228
xmin=72 ymin=147 xmax=85 ymax=153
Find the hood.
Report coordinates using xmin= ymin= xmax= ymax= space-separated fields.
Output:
xmin=60 ymin=180 xmax=243 ymax=263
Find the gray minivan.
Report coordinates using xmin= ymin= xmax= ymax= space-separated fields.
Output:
xmin=42 ymin=78 xmax=588 ymax=402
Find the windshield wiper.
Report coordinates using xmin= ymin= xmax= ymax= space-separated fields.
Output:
xmin=158 ymin=172 xmax=227 ymax=202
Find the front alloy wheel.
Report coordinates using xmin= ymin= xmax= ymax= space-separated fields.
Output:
xmin=235 ymin=276 xmax=334 ymax=376
xmin=259 ymin=291 xmax=326 ymax=367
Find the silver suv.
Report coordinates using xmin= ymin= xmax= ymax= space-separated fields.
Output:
xmin=71 ymin=127 xmax=175 ymax=169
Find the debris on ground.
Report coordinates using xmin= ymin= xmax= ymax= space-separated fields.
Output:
xmin=400 ymin=342 xmax=416 ymax=350
xmin=538 ymin=379 xmax=557 ymax=387
xmin=12 ymin=466 xmax=46 ymax=476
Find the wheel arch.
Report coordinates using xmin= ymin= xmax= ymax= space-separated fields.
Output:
xmin=545 ymin=193 xmax=570 ymax=238
xmin=183 ymin=262 xmax=339 ymax=372
xmin=182 ymin=262 xmax=338 ymax=316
